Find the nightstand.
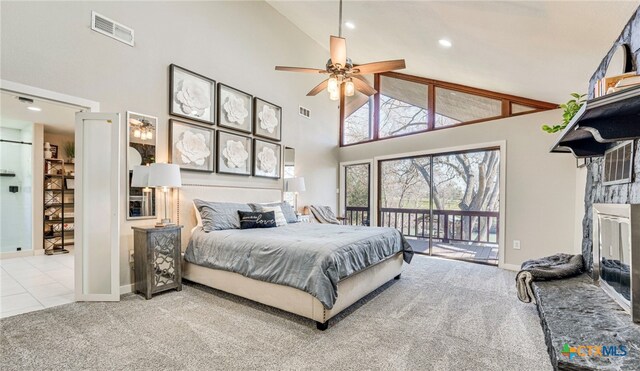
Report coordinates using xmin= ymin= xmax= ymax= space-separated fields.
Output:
xmin=297 ymin=215 xmax=311 ymax=223
xmin=132 ymin=225 xmax=183 ymax=299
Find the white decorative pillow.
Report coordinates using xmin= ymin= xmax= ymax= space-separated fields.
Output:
xmin=193 ymin=202 xmax=203 ymax=227
xmin=262 ymin=206 xmax=287 ymax=227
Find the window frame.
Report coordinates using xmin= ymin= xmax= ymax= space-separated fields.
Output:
xmin=340 ymin=72 xmax=557 ymax=147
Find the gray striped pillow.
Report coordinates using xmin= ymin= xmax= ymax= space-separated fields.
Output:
xmin=193 ymin=199 xmax=252 ymax=231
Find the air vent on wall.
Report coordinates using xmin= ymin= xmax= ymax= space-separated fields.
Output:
xmin=91 ymin=11 xmax=134 ymax=46
xmin=603 ymin=140 xmax=634 ymax=186
xmin=299 ymin=106 xmax=311 ymax=119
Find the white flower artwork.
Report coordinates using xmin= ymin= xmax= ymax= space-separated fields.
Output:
xmin=171 ymin=120 xmax=214 ymax=172
xmin=170 ymin=65 xmax=215 ymax=124
xmin=175 ymin=79 xmax=211 ymax=118
xmin=223 ymin=95 xmax=248 ymax=125
xmin=257 ymin=146 xmax=277 ymax=173
xmin=176 ymin=130 xmax=210 ymax=166
xmin=258 ymin=105 xmax=278 ymax=134
xmin=217 ymin=132 xmax=252 ymax=176
xmin=253 ymin=139 xmax=281 ymax=178
xmin=222 ymin=140 xmax=249 ymax=169
xmin=254 ymin=98 xmax=281 ymax=141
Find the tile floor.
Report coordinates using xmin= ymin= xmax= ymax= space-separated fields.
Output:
xmin=0 ymin=252 xmax=74 ymax=318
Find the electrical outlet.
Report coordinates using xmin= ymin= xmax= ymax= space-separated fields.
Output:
xmin=513 ymin=240 xmax=521 ymax=250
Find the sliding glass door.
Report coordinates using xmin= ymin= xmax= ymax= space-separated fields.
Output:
xmin=378 ymin=148 xmax=500 ymax=265
xmin=344 ymin=163 xmax=370 ymax=226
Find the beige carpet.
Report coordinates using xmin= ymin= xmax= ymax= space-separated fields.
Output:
xmin=0 ymin=256 xmax=551 ymax=370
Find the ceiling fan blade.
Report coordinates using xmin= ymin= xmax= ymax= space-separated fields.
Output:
xmin=330 ymin=36 xmax=347 ymax=67
xmin=353 ymin=59 xmax=406 ymax=75
xmin=351 ymin=76 xmax=377 ymax=96
xmin=275 ymin=66 xmax=327 ymax=74
xmin=307 ymin=79 xmax=329 ymax=96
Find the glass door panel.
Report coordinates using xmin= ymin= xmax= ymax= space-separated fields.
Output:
xmin=430 ymin=149 xmax=500 ymax=264
xmin=0 ymin=125 xmax=33 ymax=253
xmin=378 ymin=156 xmax=431 ymax=253
xmin=344 ymin=163 xmax=370 ymax=226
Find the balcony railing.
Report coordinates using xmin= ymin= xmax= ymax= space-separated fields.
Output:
xmin=344 ymin=206 xmax=370 ymax=226
xmin=345 ymin=206 xmax=499 ymax=244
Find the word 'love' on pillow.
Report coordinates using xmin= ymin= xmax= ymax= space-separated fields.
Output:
xmin=238 ymin=211 xmax=277 ymax=229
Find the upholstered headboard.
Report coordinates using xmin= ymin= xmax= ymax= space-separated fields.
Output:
xmin=175 ymin=184 xmax=282 ymax=250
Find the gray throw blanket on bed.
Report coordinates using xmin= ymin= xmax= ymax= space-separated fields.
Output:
xmin=516 ymin=253 xmax=583 ymax=303
xmin=309 ymin=205 xmax=340 ymax=224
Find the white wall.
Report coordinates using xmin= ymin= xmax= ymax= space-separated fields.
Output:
xmin=44 ymin=132 xmax=75 ymax=162
xmin=340 ymin=109 xmax=578 ymax=267
xmin=1 ymin=1 xmax=339 ymax=288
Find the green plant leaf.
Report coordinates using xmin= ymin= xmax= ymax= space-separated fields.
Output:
xmin=541 ymin=92 xmax=586 ymax=134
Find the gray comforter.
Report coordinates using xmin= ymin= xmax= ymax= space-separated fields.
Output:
xmin=184 ymin=223 xmax=413 ymax=309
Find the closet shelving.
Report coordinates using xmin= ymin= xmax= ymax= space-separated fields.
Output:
xmin=43 ymin=158 xmax=74 ymax=255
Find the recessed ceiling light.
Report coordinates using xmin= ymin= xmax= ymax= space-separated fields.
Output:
xmin=344 ymin=21 xmax=356 ymax=30
xmin=439 ymin=39 xmax=452 ymax=48
xmin=27 ymin=106 xmax=42 ymax=112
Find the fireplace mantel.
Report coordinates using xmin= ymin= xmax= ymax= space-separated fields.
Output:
xmin=550 ymin=86 xmax=640 ymax=158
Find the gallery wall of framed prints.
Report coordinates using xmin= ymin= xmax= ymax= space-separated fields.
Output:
xmin=167 ymin=64 xmax=282 ymax=179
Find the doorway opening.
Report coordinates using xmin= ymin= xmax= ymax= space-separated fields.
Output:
xmin=377 ymin=148 xmax=500 ymax=265
xmin=0 ymin=90 xmax=83 ymax=317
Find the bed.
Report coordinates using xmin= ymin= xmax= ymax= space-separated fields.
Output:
xmin=177 ymin=185 xmax=413 ymax=330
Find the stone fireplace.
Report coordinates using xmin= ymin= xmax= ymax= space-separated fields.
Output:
xmin=592 ymin=203 xmax=640 ymax=322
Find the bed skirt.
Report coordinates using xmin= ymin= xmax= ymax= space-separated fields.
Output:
xmin=182 ymin=252 xmax=404 ymax=325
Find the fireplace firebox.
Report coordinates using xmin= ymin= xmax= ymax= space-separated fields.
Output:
xmin=593 ymin=203 xmax=640 ymax=323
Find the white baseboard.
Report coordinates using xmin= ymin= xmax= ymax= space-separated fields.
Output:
xmin=120 ymin=284 xmax=133 ymax=295
xmin=500 ymin=263 xmax=521 ymax=271
xmin=0 ymin=249 xmax=35 ymax=259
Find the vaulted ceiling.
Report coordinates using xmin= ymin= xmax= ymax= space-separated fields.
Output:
xmin=267 ymin=1 xmax=639 ymax=104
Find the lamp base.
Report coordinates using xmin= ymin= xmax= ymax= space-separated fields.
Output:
xmin=155 ymin=219 xmax=175 ymax=228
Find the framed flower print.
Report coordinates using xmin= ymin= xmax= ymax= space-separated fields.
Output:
xmin=253 ymin=139 xmax=281 ymax=179
xmin=217 ymin=83 xmax=252 ymax=134
xmin=169 ymin=119 xmax=215 ymax=172
xmin=217 ymin=131 xmax=252 ymax=176
xmin=253 ymin=98 xmax=282 ymax=141
xmin=169 ymin=64 xmax=216 ymax=125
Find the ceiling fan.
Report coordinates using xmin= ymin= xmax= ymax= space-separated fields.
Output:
xmin=275 ymin=0 xmax=406 ymax=100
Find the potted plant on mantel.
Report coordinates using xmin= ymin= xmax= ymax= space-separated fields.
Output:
xmin=64 ymin=141 xmax=75 ymax=164
xmin=541 ymin=93 xmax=586 ymax=133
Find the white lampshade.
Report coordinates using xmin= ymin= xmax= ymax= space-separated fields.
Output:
xmin=131 ymin=165 xmax=150 ymax=187
xmin=285 ymin=177 xmax=306 ymax=193
xmin=148 ymin=163 xmax=182 ymax=188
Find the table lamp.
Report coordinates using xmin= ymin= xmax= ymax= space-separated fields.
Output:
xmin=148 ymin=163 xmax=182 ymax=227
xmin=284 ymin=176 xmax=306 ymax=215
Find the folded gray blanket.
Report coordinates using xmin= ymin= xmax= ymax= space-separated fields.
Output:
xmin=309 ymin=205 xmax=340 ymax=224
xmin=516 ymin=253 xmax=583 ymax=303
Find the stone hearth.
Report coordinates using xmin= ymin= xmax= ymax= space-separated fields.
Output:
xmin=533 ymin=275 xmax=640 ymax=371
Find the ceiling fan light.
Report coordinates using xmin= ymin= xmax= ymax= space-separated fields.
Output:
xmin=329 ymin=89 xmax=340 ymax=101
xmin=327 ymin=77 xmax=339 ymax=94
xmin=146 ymin=130 xmax=153 ymax=140
xmin=134 ymin=128 xmax=141 ymax=138
xmin=344 ymin=80 xmax=355 ymax=97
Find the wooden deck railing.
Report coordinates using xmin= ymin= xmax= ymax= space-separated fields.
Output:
xmin=344 ymin=206 xmax=370 ymax=226
xmin=344 ymin=206 xmax=499 ymax=244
